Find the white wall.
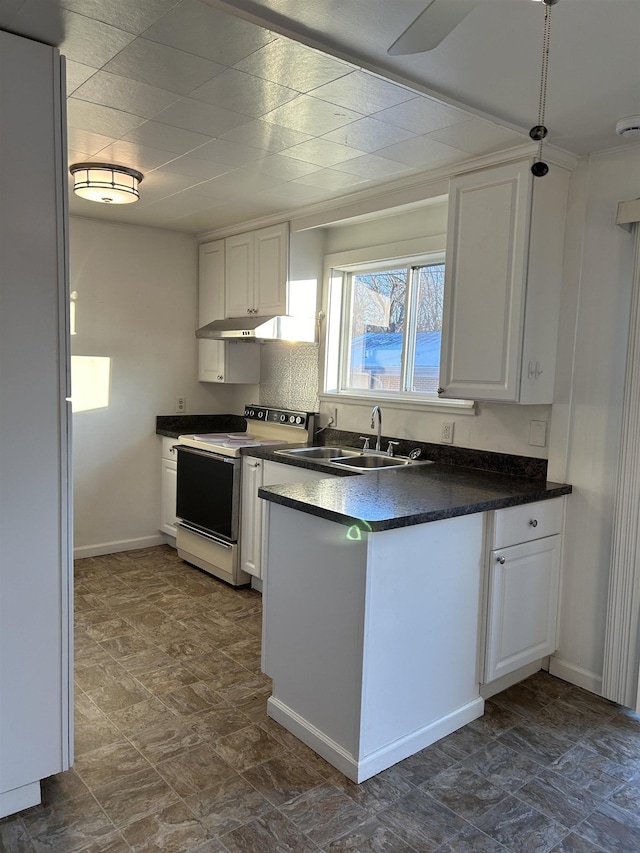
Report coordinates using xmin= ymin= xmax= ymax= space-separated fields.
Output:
xmin=71 ymin=217 xmax=253 ymax=557
xmin=548 ymin=146 xmax=640 ymax=693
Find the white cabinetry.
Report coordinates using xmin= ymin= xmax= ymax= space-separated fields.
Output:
xmin=160 ymin=438 xmax=178 ymax=540
xmin=240 ymin=458 xmax=333 ymax=579
xmin=0 ymin=31 xmax=71 ymax=818
xmin=439 ymin=158 xmax=570 ymax=403
xmin=225 ymin=223 xmax=288 ymax=318
xmin=198 ymin=240 xmax=260 ymax=383
xmin=483 ymin=498 xmax=564 ymax=683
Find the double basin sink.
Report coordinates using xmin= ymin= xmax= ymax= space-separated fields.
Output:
xmin=275 ymin=445 xmax=431 ymax=472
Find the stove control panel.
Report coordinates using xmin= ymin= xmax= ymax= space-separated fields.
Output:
xmin=244 ymin=405 xmax=313 ymax=430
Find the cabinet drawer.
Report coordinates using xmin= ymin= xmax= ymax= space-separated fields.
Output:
xmin=493 ymin=497 xmax=564 ymax=549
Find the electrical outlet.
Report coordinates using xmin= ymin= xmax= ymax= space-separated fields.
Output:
xmin=441 ymin=420 xmax=454 ymax=444
xmin=529 ymin=419 xmax=547 ymax=447
xmin=332 ymin=407 xmax=338 ymax=428
xmin=176 ymin=396 xmax=186 ymax=413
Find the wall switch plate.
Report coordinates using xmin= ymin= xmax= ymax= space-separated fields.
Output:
xmin=529 ymin=419 xmax=547 ymax=447
xmin=441 ymin=421 xmax=454 ymax=444
xmin=176 ymin=396 xmax=186 ymax=413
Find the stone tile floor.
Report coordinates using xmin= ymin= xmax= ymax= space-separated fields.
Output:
xmin=2 ymin=545 xmax=640 ymax=852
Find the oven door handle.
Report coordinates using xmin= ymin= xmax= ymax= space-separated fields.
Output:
xmin=176 ymin=522 xmax=233 ymax=548
xmin=174 ymin=445 xmax=238 ymax=464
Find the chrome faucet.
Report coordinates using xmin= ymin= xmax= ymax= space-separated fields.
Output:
xmin=370 ymin=405 xmax=382 ymax=451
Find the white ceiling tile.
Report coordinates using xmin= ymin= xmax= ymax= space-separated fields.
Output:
xmin=309 ymin=70 xmax=414 ymax=114
xmin=151 ymin=153 xmax=236 ymax=180
xmin=72 ymin=71 xmax=180 ymax=120
xmin=261 ymin=95 xmax=363 ymax=136
xmin=220 ymin=119 xmax=312 ymax=153
xmin=259 ymin=183 xmax=328 ymax=203
xmin=153 ymin=97 xmax=252 ymax=137
xmin=251 ymin=154 xmax=321 ymax=181
xmin=194 ymin=169 xmax=284 ymax=199
xmin=426 ymin=118 xmax=527 ymax=155
xmin=67 ymin=128 xmax=117 ymax=157
xmin=89 ymin=140 xmax=176 ymax=173
xmin=129 ymin=170 xmax=212 ymax=204
xmin=59 ymin=9 xmax=136 ymax=67
xmin=333 ymin=154 xmax=415 ymax=180
xmin=141 ymin=187 xmax=226 ymax=218
xmin=280 ymin=138 xmax=365 ymax=167
xmin=58 ymin=0 xmax=179 ymax=34
xmin=190 ymin=138 xmax=267 ymax=167
xmin=66 ymin=61 xmax=96 ymax=96
xmin=234 ymin=38 xmax=352 ymax=93
xmin=103 ymin=38 xmax=226 ymax=96
xmin=120 ymin=121 xmax=210 ymax=155
xmin=293 ymin=169 xmax=369 ymax=191
xmin=322 ymin=116 xmax=416 ymax=153
xmin=377 ymin=136 xmax=466 ymax=168
xmin=190 ymin=68 xmax=298 ymax=117
xmin=67 ymin=99 xmax=146 ymax=138
xmin=374 ymin=97 xmax=473 ymax=135
xmin=143 ymin=0 xmax=277 ymax=66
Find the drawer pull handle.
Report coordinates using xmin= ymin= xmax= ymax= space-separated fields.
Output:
xmin=530 ymin=519 xmax=538 ymax=528
xmin=496 ymin=555 xmax=506 ymax=564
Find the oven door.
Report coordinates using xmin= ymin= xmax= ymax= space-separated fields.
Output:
xmin=175 ymin=446 xmax=241 ymax=543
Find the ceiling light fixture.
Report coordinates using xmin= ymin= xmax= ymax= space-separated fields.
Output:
xmin=69 ymin=162 xmax=144 ymax=204
xmin=616 ymin=116 xmax=640 ymax=139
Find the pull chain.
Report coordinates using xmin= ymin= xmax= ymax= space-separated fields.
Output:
xmin=530 ymin=0 xmax=558 ymax=177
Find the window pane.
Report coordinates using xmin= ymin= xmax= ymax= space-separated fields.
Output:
xmin=411 ymin=264 xmax=444 ymax=393
xmin=347 ymin=269 xmax=407 ymax=392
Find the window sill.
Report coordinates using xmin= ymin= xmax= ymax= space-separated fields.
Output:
xmin=319 ymin=392 xmax=476 ymax=416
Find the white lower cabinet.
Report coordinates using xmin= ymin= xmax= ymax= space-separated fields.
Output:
xmin=240 ymin=458 xmax=334 ymax=579
xmin=160 ymin=437 xmax=178 ymax=539
xmin=483 ymin=498 xmax=564 ymax=683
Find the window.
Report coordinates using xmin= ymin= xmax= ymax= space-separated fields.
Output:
xmin=325 ymin=256 xmax=445 ymax=400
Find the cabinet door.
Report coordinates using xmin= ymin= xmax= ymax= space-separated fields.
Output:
xmin=198 ymin=240 xmax=225 ymax=325
xmin=225 ymin=232 xmax=254 ymax=317
xmin=439 ymin=160 xmax=532 ymax=402
xmin=254 ymin=223 xmax=288 ymax=316
xmin=241 ymin=458 xmax=263 ymax=578
xmin=484 ymin=534 xmax=561 ymax=682
xmin=198 ymin=339 xmax=226 ymax=382
xmin=161 ymin=459 xmax=178 ymax=537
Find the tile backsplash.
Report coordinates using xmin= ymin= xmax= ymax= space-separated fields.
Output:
xmin=259 ymin=342 xmax=319 ymax=412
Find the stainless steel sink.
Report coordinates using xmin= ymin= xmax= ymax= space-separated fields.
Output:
xmin=275 ymin=446 xmax=360 ymax=459
xmin=330 ymin=454 xmax=415 ymax=470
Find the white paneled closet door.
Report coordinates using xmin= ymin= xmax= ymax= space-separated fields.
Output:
xmin=0 ymin=31 xmax=72 ymax=817
xmin=603 ymin=213 xmax=640 ymax=712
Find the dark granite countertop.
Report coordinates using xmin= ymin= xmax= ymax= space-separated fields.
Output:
xmin=257 ymin=460 xmax=571 ymax=532
xmin=156 ymin=413 xmax=247 ymax=438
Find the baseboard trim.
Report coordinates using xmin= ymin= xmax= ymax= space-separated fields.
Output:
xmin=267 ymin=695 xmax=484 ymax=783
xmin=549 ymin=656 xmax=603 ymax=695
xmin=480 ymin=660 xmax=544 ymax=699
xmin=0 ymin=780 xmax=41 ymax=820
xmin=74 ymin=535 xmax=165 ymax=560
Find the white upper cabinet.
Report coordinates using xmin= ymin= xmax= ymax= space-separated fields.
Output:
xmin=225 ymin=223 xmax=289 ymax=318
xmin=439 ymin=158 xmax=570 ymax=403
xmin=198 ymin=239 xmax=260 ymax=384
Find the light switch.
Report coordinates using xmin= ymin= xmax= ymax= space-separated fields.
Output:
xmin=529 ymin=420 xmax=547 ymax=447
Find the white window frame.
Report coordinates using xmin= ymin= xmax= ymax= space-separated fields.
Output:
xmin=320 ymin=239 xmax=474 ymax=412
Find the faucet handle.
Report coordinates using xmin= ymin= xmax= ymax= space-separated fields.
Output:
xmin=386 ymin=441 xmax=400 ymax=457
xmin=359 ymin=436 xmax=371 ymax=451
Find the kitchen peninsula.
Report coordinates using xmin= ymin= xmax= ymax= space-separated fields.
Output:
xmin=257 ymin=459 xmax=571 ymax=783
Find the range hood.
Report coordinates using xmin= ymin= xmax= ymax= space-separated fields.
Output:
xmin=196 ymin=315 xmax=316 ymax=343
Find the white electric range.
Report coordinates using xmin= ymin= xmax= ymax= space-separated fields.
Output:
xmin=175 ymin=405 xmax=315 ymax=585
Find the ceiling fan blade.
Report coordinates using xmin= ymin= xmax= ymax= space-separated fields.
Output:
xmin=388 ymin=0 xmax=477 ymax=55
